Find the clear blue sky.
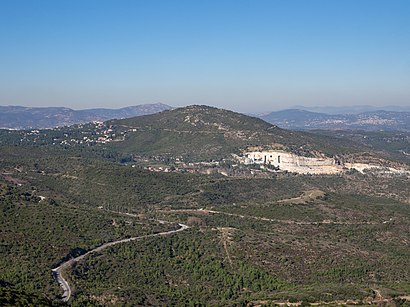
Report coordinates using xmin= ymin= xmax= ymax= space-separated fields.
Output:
xmin=0 ymin=0 xmax=409 ymax=112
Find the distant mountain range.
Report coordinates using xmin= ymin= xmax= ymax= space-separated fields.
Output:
xmin=0 ymin=103 xmax=172 ymax=129
xmin=260 ymin=109 xmax=410 ymax=131
xmin=4 ymin=104 xmax=403 ymax=166
xmin=289 ymin=105 xmax=410 ymax=115
xmin=2 ymin=103 xmax=410 ymax=132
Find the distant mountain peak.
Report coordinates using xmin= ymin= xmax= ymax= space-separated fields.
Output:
xmin=0 ymin=103 xmax=172 ymax=130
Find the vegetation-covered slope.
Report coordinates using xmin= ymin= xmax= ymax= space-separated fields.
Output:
xmin=1 ymin=106 xmax=409 ymax=305
xmin=0 ymin=284 xmax=57 ymax=307
xmin=109 ymin=105 xmax=370 ymax=161
xmin=1 ymin=143 xmax=409 ymax=305
xmin=1 ymin=105 xmax=408 ymax=166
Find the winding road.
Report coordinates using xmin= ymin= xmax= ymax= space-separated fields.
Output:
xmin=52 ymin=222 xmax=189 ymax=302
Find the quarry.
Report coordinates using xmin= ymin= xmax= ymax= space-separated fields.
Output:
xmin=236 ymin=149 xmax=409 ymax=175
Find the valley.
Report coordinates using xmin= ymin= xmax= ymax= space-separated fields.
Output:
xmin=2 ymin=1 xmax=409 ymax=305
xmin=0 ymin=105 xmax=409 ymax=306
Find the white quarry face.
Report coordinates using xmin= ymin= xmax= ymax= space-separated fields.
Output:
xmin=241 ymin=150 xmax=340 ymax=174
xmin=239 ymin=149 xmax=407 ymax=175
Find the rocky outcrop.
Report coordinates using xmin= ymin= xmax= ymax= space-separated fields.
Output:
xmin=241 ymin=150 xmax=341 ymax=174
xmin=237 ymin=150 xmax=409 ymax=175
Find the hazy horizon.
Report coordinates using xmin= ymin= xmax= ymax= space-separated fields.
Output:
xmin=2 ymin=102 xmax=410 ymax=116
xmin=1 ymin=0 xmax=409 ymax=113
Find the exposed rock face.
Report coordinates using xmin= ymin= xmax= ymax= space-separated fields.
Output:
xmin=242 ymin=150 xmax=341 ymax=174
xmin=238 ymin=150 xmax=409 ymax=175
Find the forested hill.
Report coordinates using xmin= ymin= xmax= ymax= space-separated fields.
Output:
xmin=0 ymin=105 xmax=407 ymax=165
xmin=114 ymin=105 xmax=275 ymax=132
xmin=108 ymin=105 xmax=375 ymax=161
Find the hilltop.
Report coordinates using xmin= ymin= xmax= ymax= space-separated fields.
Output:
xmin=108 ymin=105 xmax=410 ymax=170
xmin=109 ymin=105 xmax=353 ymax=161
xmin=1 ymin=105 xmax=408 ymax=170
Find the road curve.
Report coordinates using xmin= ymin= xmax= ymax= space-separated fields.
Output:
xmin=52 ymin=222 xmax=189 ymax=302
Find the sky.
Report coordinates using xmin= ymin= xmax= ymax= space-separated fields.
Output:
xmin=0 ymin=0 xmax=409 ymax=112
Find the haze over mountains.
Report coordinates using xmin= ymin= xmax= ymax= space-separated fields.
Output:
xmin=0 ymin=103 xmax=171 ymax=129
xmin=260 ymin=109 xmax=410 ymax=131
xmin=4 ymin=104 xmax=408 ymax=167
xmin=1 ymin=102 xmax=410 ymax=132
xmin=288 ymin=105 xmax=410 ymax=114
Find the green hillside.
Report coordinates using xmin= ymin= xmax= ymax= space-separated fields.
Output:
xmin=0 ymin=105 xmax=406 ymax=165
xmin=108 ymin=105 xmax=366 ymax=161
xmin=1 ymin=143 xmax=410 ymax=305
xmin=1 ymin=106 xmax=410 ymax=305
xmin=0 ymin=285 xmax=57 ymax=307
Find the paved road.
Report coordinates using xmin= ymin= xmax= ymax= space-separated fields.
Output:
xmin=52 ymin=222 xmax=189 ymax=302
